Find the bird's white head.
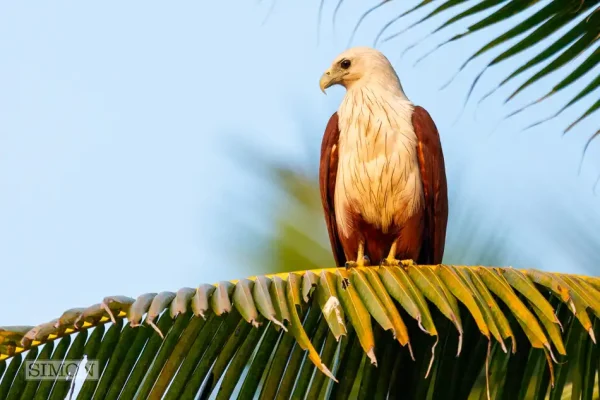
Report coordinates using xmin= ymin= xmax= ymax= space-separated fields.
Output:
xmin=319 ymin=47 xmax=405 ymax=96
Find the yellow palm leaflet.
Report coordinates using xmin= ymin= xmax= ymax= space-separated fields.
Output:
xmin=530 ymin=302 xmax=566 ymax=355
xmin=210 ymin=281 xmax=235 ymax=317
xmin=252 ymin=276 xmax=287 ymax=331
xmin=191 ymin=284 xmax=216 ymax=319
xmin=407 ymin=264 xmax=463 ymax=355
xmin=302 ymin=271 xmax=319 ymax=303
xmin=169 ymin=288 xmax=196 ymax=319
xmin=285 ymin=273 xmax=337 ymax=381
xmin=362 ymin=267 xmax=410 ymax=349
xmin=563 ymin=276 xmax=600 ymax=318
xmin=378 ymin=265 xmax=437 ymax=336
xmin=269 ymin=275 xmax=291 ymax=325
xmin=128 ymin=295 xmax=156 ymax=327
xmin=315 ymin=270 xmax=347 ymax=341
xmin=477 ymin=268 xmax=552 ymax=357
xmin=550 ymin=274 xmax=597 ymax=343
xmin=456 ymin=267 xmax=507 ymax=353
xmin=349 ymin=269 xmax=397 ymax=341
xmin=335 ymin=269 xmax=377 ymax=365
xmin=499 ymin=268 xmax=561 ymax=327
xmin=438 ymin=265 xmax=490 ymax=339
xmin=579 ymin=276 xmax=600 ymax=292
xmin=233 ymin=279 xmax=261 ymax=328
xmin=525 ymin=269 xmax=571 ymax=306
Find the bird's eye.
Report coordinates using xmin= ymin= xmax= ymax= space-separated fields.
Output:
xmin=340 ymin=59 xmax=351 ymax=69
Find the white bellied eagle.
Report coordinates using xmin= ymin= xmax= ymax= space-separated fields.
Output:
xmin=319 ymin=47 xmax=448 ymax=268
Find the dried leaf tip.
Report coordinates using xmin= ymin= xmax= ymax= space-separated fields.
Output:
xmin=320 ymin=363 xmax=338 ymax=382
xmin=546 ymin=345 xmax=558 ymax=364
xmin=250 ymin=319 xmax=261 ymax=328
xmin=499 ymin=339 xmax=508 ymax=354
xmin=100 ymin=302 xmax=117 ymax=324
xmin=425 ymin=337 xmax=438 ymax=379
xmin=407 ymin=342 xmax=415 ymax=361
xmin=149 ymin=321 xmax=165 ymax=339
xmin=367 ymin=347 xmax=378 ymax=366
xmin=323 ymin=296 xmax=345 ymax=329
xmin=270 ymin=318 xmax=287 ymax=332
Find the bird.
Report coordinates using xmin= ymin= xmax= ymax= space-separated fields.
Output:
xmin=318 ymin=46 xmax=448 ymax=269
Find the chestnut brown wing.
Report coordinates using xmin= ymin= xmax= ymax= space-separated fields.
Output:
xmin=412 ymin=106 xmax=449 ymax=264
xmin=319 ymin=112 xmax=345 ymax=266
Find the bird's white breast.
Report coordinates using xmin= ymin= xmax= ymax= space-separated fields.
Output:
xmin=334 ymin=87 xmax=423 ymax=238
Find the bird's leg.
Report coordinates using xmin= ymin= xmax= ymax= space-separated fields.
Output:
xmin=381 ymin=241 xmax=400 ymax=267
xmin=381 ymin=242 xmax=416 ymax=267
xmin=345 ymin=241 xmax=370 ymax=269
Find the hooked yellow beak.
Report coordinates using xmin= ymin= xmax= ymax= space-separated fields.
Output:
xmin=319 ymin=70 xmax=335 ymax=94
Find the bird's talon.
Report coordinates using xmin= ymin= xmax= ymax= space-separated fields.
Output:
xmin=345 ymin=255 xmax=370 ymax=269
xmin=381 ymin=258 xmax=400 ymax=267
xmin=400 ymin=259 xmax=416 ymax=268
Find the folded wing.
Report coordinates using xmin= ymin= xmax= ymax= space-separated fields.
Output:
xmin=412 ymin=106 xmax=449 ymax=264
xmin=319 ymin=112 xmax=345 ymax=266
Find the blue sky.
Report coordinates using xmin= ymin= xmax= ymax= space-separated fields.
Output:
xmin=0 ymin=1 xmax=599 ymax=326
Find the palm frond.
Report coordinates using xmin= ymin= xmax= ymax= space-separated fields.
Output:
xmin=1 ymin=264 xmax=599 ymax=399
xmin=340 ymin=0 xmax=600 ymax=150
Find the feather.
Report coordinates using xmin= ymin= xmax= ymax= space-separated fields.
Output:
xmin=412 ymin=106 xmax=449 ymax=264
xmin=320 ymin=112 xmax=345 ymax=266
